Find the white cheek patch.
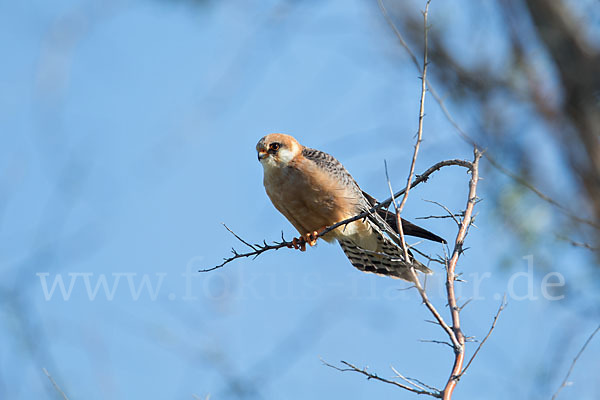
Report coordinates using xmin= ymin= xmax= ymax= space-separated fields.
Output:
xmin=259 ymin=145 xmax=297 ymax=172
xmin=277 ymin=148 xmax=295 ymax=164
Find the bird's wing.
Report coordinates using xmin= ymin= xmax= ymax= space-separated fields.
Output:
xmin=301 ymin=147 xmax=399 ymax=230
xmin=362 ymin=191 xmax=446 ymax=244
xmin=302 ymin=147 xmax=433 ymax=280
xmin=302 ymin=146 xmax=386 ymax=220
xmin=301 ymin=147 xmax=361 ymax=191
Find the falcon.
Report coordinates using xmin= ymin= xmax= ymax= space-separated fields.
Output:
xmin=256 ymin=133 xmax=445 ymax=281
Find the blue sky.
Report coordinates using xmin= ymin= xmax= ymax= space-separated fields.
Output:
xmin=1 ymin=0 xmax=599 ymax=399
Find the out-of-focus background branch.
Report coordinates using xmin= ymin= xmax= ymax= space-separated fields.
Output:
xmin=392 ymin=0 xmax=600 ymax=253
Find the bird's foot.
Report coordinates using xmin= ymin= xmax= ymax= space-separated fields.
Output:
xmin=287 ymin=228 xmax=325 ymax=252
xmin=305 ymin=227 xmax=325 ymax=247
xmin=287 ymin=236 xmax=307 ymax=251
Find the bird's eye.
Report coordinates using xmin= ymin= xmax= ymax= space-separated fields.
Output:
xmin=269 ymin=143 xmax=280 ymax=152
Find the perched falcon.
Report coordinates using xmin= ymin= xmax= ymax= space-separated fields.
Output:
xmin=256 ymin=133 xmax=445 ymax=281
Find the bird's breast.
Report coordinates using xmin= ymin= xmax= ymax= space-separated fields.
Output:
xmin=263 ymin=162 xmax=360 ymax=239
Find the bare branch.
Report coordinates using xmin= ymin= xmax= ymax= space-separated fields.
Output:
xmin=419 ymin=339 xmax=454 ymax=349
xmin=415 ymin=213 xmax=465 ymax=220
xmin=551 ymin=324 xmax=600 ymax=400
xmin=222 ymin=223 xmax=258 ymax=251
xmin=391 ymin=367 xmax=442 ymax=394
xmin=441 ymin=148 xmax=483 ymax=400
xmin=200 ymin=236 xmax=293 ymax=272
xmin=456 ymin=299 xmax=472 ymax=313
xmin=382 ymin=1 xmax=463 ymax=356
xmin=555 ymin=235 xmax=600 ymax=252
xmin=377 ymin=0 xmax=422 ymax=70
xmin=409 ymin=268 xmax=460 ymax=349
xmin=42 ymin=368 xmax=69 ymax=400
xmin=389 ymin=0 xmax=431 ymax=264
xmin=321 ymin=359 xmax=441 ymax=398
xmin=390 ymin=365 xmax=441 ymax=393
xmin=459 ymin=296 xmax=507 ymax=378
xmin=382 ymin=4 xmax=487 ymax=397
xmin=423 ymin=200 xmax=462 ymax=227
xmin=324 ymin=5 xmax=489 ymax=398
xmin=409 ymin=246 xmax=446 ymax=265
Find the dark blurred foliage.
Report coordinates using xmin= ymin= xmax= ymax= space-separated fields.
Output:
xmin=386 ymin=0 xmax=600 ymax=265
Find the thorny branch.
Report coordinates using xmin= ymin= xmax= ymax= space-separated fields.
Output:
xmin=373 ymin=149 xmax=488 ymax=400
xmin=415 ymin=213 xmax=465 ymax=221
xmin=321 ymin=359 xmax=442 ymax=398
xmin=332 ymin=4 xmax=500 ymax=397
xmin=369 ymin=3 xmax=500 ymax=397
xmin=439 ymin=148 xmax=482 ymax=400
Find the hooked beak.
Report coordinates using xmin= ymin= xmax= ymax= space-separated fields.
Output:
xmin=257 ymin=150 xmax=268 ymax=161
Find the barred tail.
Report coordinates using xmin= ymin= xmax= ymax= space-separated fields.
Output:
xmin=338 ymin=237 xmax=432 ymax=282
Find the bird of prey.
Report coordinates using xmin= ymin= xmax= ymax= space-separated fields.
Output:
xmin=256 ymin=133 xmax=445 ymax=281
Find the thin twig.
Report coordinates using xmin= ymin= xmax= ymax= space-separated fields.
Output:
xmin=555 ymin=235 xmax=599 ymax=252
xmin=390 ymin=0 xmax=431 ymax=264
xmin=222 ymin=223 xmax=257 ymax=251
xmin=377 ymin=0 xmax=421 ymax=69
xmin=382 ymin=2 xmax=461 ymax=355
xmin=395 ymin=369 xmax=442 ymax=394
xmin=551 ymin=324 xmax=600 ymax=400
xmin=199 ymin=237 xmax=292 ymax=272
xmin=416 ymin=213 xmax=465 ymax=220
xmin=419 ymin=339 xmax=454 ymax=348
xmin=457 ymin=298 xmax=472 ymax=313
xmin=42 ymin=368 xmax=69 ymax=400
xmin=390 ymin=365 xmax=440 ymax=393
xmin=423 ymin=199 xmax=462 ymax=227
xmin=321 ymin=359 xmax=441 ymax=398
xmin=409 ymin=246 xmax=446 ymax=265
xmin=410 ymin=267 xmax=460 ymax=349
xmin=459 ymin=295 xmax=507 ymax=378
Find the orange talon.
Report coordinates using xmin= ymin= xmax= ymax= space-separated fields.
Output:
xmin=305 ymin=231 xmax=318 ymax=247
xmin=299 ymin=240 xmax=306 ymax=252
xmin=289 ymin=229 xmax=326 ymax=251
xmin=290 ymin=236 xmax=307 ymax=251
xmin=308 ymin=227 xmax=326 ymax=247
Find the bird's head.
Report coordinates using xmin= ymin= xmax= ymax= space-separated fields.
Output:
xmin=256 ymin=133 xmax=302 ymax=169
